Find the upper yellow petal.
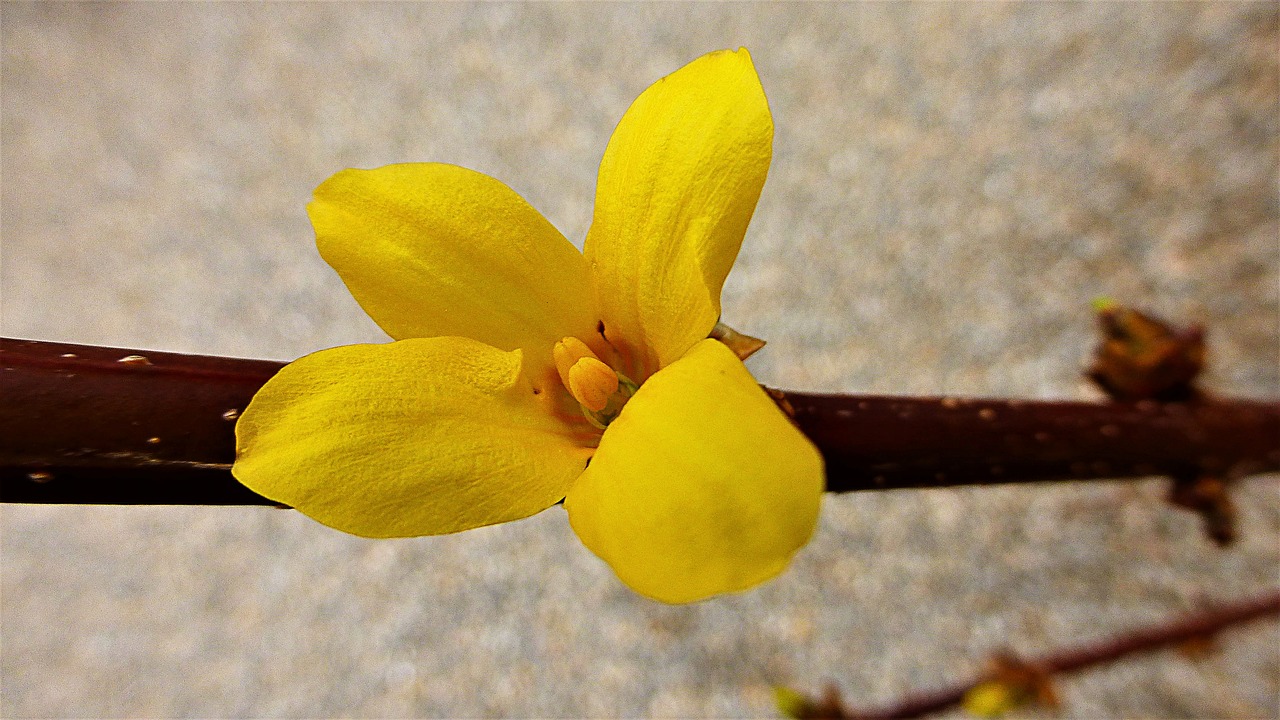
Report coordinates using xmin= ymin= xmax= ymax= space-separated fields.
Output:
xmin=584 ymin=48 xmax=774 ymax=373
xmin=564 ymin=339 xmax=823 ymax=603
xmin=309 ymin=162 xmax=599 ymax=388
xmin=233 ymin=337 xmax=595 ymax=538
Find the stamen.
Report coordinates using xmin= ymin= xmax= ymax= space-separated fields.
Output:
xmin=553 ymin=336 xmax=600 ymax=390
xmin=552 ymin=334 xmax=636 ymax=426
xmin=567 ymin=357 xmax=619 ymax=412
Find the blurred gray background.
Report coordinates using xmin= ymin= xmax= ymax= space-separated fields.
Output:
xmin=2 ymin=3 xmax=1277 ymax=718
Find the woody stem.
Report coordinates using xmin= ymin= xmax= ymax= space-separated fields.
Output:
xmin=1 ymin=337 xmax=1276 ymax=506
xmin=818 ymin=590 xmax=1280 ymax=720
xmin=784 ymin=391 xmax=1279 ymax=492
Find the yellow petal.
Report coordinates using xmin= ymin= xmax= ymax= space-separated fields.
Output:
xmin=564 ymin=339 xmax=822 ymax=603
xmin=963 ymin=682 xmax=1022 ymax=719
xmin=584 ymin=48 xmax=774 ymax=372
xmin=233 ymin=337 xmax=594 ymax=538
xmin=309 ymin=162 xmax=598 ymax=387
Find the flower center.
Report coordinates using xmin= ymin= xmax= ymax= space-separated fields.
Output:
xmin=553 ymin=336 xmax=637 ymax=429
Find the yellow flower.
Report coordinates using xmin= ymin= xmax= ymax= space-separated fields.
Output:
xmin=232 ymin=48 xmax=824 ymax=604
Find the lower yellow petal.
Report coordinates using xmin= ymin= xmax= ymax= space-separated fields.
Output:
xmin=233 ymin=337 xmax=594 ymax=538
xmin=564 ymin=339 xmax=823 ymax=603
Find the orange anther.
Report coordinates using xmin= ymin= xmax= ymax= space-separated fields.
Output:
xmin=553 ymin=336 xmax=600 ymax=390
xmin=567 ymin=357 xmax=619 ymax=412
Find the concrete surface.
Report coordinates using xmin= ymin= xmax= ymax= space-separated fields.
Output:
xmin=2 ymin=3 xmax=1277 ymax=718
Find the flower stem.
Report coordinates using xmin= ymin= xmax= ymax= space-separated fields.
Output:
xmin=1 ymin=337 xmax=1276 ymax=506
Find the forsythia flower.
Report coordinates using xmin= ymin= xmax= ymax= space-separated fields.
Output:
xmin=232 ymin=48 xmax=824 ymax=603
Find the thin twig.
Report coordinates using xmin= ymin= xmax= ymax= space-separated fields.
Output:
xmin=809 ymin=590 xmax=1280 ymax=720
xmin=2 ymin=337 xmax=1277 ymax=505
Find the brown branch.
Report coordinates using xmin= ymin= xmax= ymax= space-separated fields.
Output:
xmin=786 ymin=392 xmax=1279 ymax=493
xmin=2 ymin=337 xmax=1277 ymax=505
xmin=791 ymin=590 xmax=1280 ymax=720
xmin=1 ymin=338 xmax=282 ymax=505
